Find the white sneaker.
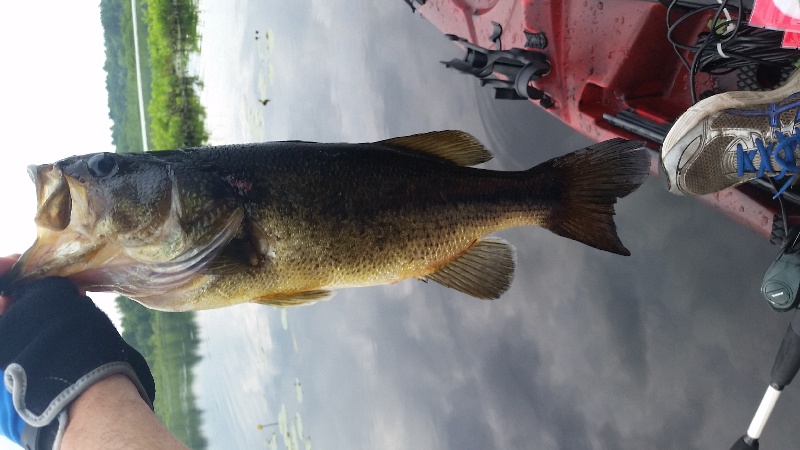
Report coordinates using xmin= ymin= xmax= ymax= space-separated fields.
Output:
xmin=660 ymin=69 xmax=800 ymax=196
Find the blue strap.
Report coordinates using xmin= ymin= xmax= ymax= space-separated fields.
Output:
xmin=0 ymin=379 xmax=24 ymax=445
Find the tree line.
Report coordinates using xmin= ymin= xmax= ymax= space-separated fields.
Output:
xmin=100 ymin=0 xmax=152 ymax=152
xmin=145 ymin=0 xmax=208 ymax=149
xmin=100 ymin=0 xmax=208 ymax=153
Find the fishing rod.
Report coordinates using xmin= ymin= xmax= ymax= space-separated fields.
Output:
xmin=731 ymin=226 xmax=800 ymax=449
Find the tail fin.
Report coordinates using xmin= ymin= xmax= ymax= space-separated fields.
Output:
xmin=533 ymin=138 xmax=649 ymax=256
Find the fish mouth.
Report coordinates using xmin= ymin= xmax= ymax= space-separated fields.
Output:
xmin=31 ymin=163 xmax=72 ymax=231
xmin=1 ymin=164 xmax=105 ymax=295
xmin=1 ymin=161 xmax=230 ymax=302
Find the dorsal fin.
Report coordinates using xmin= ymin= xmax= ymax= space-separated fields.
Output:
xmin=379 ymin=130 xmax=493 ymax=166
xmin=421 ymin=237 xmax=515 ymax=299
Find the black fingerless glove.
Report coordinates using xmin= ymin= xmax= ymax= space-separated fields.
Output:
xmin=0 ymin=277 xmax=155 ymax=450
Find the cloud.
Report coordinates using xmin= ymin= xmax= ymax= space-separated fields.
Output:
xmin=189 ymin=0 xmax=800 ymax=449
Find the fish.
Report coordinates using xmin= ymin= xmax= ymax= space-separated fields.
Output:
xmin=0 ymin=131 xmax=649 ymax=310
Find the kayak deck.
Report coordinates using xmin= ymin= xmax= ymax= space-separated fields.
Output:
xmin=415 ymin=0 xmax=796 ymax=239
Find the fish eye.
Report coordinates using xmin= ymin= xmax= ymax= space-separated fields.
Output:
xmin=87 ymin=153 xmax=118 ymax=178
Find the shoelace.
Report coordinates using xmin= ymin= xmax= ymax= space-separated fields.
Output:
xmin=737 ymin=130 xmax=800 ymax=198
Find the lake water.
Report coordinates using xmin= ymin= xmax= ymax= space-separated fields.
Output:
xmin=181 ymin=0 xmax=800 ymax=448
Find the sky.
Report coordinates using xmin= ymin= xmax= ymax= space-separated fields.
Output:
xmin=2 ymin=1 xmax=800 ymax=450
xmin=0 ymin=3 xmax=120 ymax=449
xmin=0 ymin=3 xmax=115 ymax=244
xmin=0 ymin=0 xmax=121 ymax=314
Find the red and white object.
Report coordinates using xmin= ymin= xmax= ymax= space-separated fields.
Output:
xmin=750 ymin=0 xmax=800 ymax=32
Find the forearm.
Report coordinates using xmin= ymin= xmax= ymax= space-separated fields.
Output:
xmin=62 ymin=374 xmax=189 ymax=450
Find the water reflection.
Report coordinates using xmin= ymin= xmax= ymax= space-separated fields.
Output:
xmin=177 ymin=0 xmax=800 ymax=449
xmin=116 ymin=299 xmax=207 ymax=449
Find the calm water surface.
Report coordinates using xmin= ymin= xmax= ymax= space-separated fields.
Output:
xmin=187 ymin=1 xmax=798 ymax=449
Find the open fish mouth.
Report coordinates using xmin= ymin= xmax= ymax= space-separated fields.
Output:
xmin=30 ymin=163 xmax=73 ymax=231
xmin=1 ymin=155 xmax=242 ymax=303
xmin=1 ymin=164 xmax=103 ymax=293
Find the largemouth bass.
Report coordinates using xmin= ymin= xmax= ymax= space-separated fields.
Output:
xmin=1 ymin=131 xmax=648 ymax=310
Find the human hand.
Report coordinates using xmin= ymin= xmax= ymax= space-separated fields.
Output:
xmin=0 ymin=275 xmax=155 ymax=450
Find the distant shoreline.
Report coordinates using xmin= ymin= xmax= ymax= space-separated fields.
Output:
xmin=101 ymin=0 xmax=207 ymax=153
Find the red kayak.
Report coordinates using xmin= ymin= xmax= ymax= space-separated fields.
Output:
xmin=410 ymin=0 xmax=800 ymax=241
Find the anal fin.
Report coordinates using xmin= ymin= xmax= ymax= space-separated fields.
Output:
xmin=250 ymin=290 xmax=335 ymax=307
xmin=422 ymin=237 xmax=515 ymax=299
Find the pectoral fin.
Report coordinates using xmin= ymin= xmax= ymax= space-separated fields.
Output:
xmin=204 ymin=220 xmax=276 ymax=275
xmin=203 ymin=238 xmax=260 ymax=275
xmin=251 ymin=290 xmax=335 ymax=307
xmin=421 ymin=237 xmax=515 ymax=299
